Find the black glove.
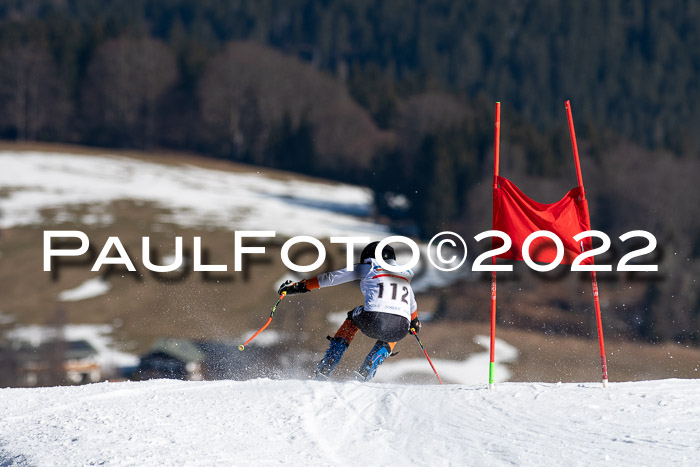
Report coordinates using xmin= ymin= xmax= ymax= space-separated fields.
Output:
xmin=410 ymin=317 xmax=421 ymax=334
xmin=277 ymin=279 xmax=309 ymax=296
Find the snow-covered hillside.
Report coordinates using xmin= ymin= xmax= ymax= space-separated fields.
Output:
xmin=0 ymin=149 xmax=465 ymax=296
xmin=0 ymin=150 xmax=387 ymax=237
xmin=1 ymin=378 xmax=698 ymax=466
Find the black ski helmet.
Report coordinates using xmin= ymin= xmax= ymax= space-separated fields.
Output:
xmin=360 ymin=241 xmax=396 ymax=264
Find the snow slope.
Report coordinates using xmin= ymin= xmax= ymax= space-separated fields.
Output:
xmin=0 ymin=149 xmax=466 ymax=292
xmin=57 ymin=277 xmax=111 ymax=302
xmin=6 ymin=324 xmax=139 ymax=370
xmin=1 ymin=379 xmax=698 ymax=466
xmin=0 ymin=150 xmax=387 ymax=237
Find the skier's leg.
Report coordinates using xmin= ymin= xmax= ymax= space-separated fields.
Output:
xmin=316 ymin=315 xmax=359 ymax=379
xmin=334 ymin=316 xmax=361 ymax=345
xmin=355 ymin=340 xmax=396 ymax=381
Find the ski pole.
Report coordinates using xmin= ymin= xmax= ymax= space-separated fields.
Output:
xmin=410 ymin=328 xmax=443 ymax=385
xmin=238 ymin=291 xmax=287 ymax=351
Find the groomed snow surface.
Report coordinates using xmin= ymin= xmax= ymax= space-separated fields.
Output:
xmin=1 ymin=379 xmax=698 ymax=466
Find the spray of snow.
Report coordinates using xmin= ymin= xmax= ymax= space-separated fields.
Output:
xmin=238 ymin=329 xmax=287 ymax=348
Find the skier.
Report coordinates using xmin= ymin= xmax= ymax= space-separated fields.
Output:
xmin=277 ymin=241 xmax=421 ymax=381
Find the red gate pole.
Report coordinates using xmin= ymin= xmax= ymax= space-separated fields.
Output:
xmin=565 ymin=100 xmax=609 ymax=388
xmin=489 ymin=102 xmax=501 ymax=390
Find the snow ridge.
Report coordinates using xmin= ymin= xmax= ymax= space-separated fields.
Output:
xmin=1 ymin=378 xmax=698 ymax=466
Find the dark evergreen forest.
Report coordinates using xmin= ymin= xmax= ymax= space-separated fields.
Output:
xmin=1 ymin=0 xmax=698 ymax=343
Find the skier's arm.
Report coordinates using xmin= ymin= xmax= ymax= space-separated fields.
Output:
xmin=277 ymin=264 xmax=368 ymax=295
xmin=409 ymin=288 xmax=421 ymax=333
xmin=315 ymin=264 xmax=368 ymax=288
xmin=410 ymin=311 xmax=421 ymax=333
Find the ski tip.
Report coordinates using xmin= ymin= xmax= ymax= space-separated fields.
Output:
xmin=238 ymin=345 xmax=245 ymax=351
xmin=353 ymin=371 xmax=368 ymax=382
xmin=315 ymin=372 xmax=329 ymax=382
